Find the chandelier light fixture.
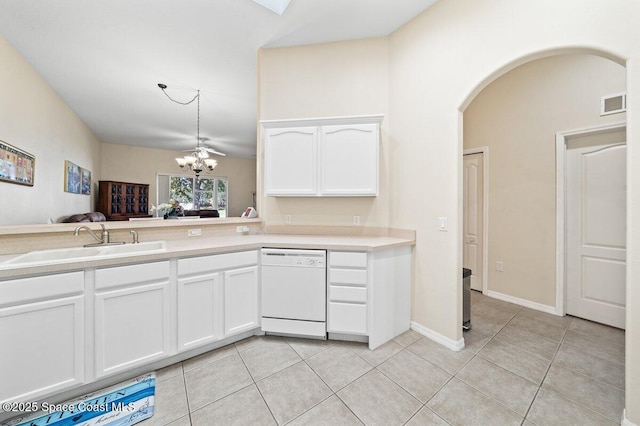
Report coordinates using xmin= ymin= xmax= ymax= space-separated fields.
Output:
xmin=158 ymin=84 xmax=222 ymax=178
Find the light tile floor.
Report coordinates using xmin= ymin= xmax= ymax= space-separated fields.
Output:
xmin=141 ymin=291 xmax=625 ymax=425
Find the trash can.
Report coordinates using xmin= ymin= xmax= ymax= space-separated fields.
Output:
xmin=463 ymin=268 xmax=472 ymax=331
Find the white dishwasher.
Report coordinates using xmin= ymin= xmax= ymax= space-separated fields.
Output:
xmin=261 ymin=248 xmax=327 ymax=338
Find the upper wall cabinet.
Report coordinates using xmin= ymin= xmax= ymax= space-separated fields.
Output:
xmin=262 ymin=115 xmax=383 ymax=197
xmin=264 ymin=126 xmax=318 ymax=196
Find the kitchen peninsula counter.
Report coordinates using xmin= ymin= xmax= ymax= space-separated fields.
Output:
xmin=0 ymin=224 xmax=415 ymax=279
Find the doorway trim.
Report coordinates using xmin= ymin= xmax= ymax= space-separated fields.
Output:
xmin=463 ymin=146 xmax=489 ymax=294
xmin=555 ymin=121 xmax=626 ymax=316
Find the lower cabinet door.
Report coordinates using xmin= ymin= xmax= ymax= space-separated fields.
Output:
xmin=224 ymin=266 xmax=259 ymax=336
xmin=94 ymin=281 xmax=171 ymax=378
xmin=0 ymin=296 xmax=84 ymax=403
xmin=177 ymin=273 xmax=222 ymax=351
xmin=328 ymin=302 xmax=367 ymax=335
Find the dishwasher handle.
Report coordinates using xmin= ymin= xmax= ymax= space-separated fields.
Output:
xmin=261 ymin=248 xmax=326 ymax=267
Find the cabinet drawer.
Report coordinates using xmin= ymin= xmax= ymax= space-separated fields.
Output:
xmin=330 ymin=251 xmax=367 ymax=268
xmin=0 ymin=272 xmax=84 ymax=306
xmin=178 ymin=250 xmax=258 ymax=276
xmin=329 ymin=268 xmax=367 ymax=285
xmin=329 ymin=285 xmax=367 ymax=303
xmin=95 ymin=261 xmax=170 ymax=290
xmin=328 ymin=302 xmax=367 ymax=334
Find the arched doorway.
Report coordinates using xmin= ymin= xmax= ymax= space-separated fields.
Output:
xmin=462 ymin=53 xmax=626 ymax=324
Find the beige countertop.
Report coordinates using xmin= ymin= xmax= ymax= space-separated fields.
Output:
xmin=0 ymin=233 xmax=415 ymax=280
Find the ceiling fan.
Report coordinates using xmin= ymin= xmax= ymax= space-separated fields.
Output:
xmin=158 ymin=83 xmax=226 ymax=176
xmin=183 ymin=137 xmax=227 ymax=158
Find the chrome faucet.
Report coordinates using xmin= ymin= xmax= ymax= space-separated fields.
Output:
xmin=74 ymin=224 xmax=111 ymax=246
xmin=130 ymin=230 xmax=139 ymax=244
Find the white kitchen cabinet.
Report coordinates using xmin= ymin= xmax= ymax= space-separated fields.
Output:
xmin=177 ymin=250 xmax=259 ymax=341
xmin=320 ymin=124 xmax=378 ymax=195
xmin=0 ymin=272 xmax=84 ymax=403
xmin=177 ymin=272 xmax=222 ymax=352
xmin=328 ymin=247 xmax=412 ymax=349
xmin=94 ymin=261 xmax=171 ymax=378
xmin=224 ymin=266 xmax=259 ymax=336
xmin=328 ymin=251 xmax=368 ymax=335
xmin=264 ymin=127 xmax=318 ymax=196
xmin=262 ymin=115 xmax=383 ymax=197
xmin=369 ymin=246 xmax=412 ymax=349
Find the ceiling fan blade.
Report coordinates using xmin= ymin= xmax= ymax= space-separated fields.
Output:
xmin=202 ymin=147 xmax=227 ymax=156
xmin=180 ymin=141 xmax=227 ymax=157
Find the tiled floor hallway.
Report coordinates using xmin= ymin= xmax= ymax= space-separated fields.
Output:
xmin=141 ymin=290 xmax=625 ymax=425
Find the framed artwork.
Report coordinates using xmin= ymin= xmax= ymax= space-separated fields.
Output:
xmin=0 ymin=139 xmax=35 ymax=186
xmin=81 ymin=167 xmax=92 ymax=195
xmin=64 ymin=160 xmax=81 ymax=194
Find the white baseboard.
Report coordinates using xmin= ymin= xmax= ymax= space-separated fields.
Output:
xmin=486 ymin=290 xmax=557 ymax=315
xmin=411 ymin=321 xmax=465 ymax=352
xmin=623 ymin=409 xmax=639 ymax=426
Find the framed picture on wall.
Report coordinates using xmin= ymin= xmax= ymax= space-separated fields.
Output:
xmin=0 ymin=139 xmax=35 ymax=186
xmin=81 ymin=167 xmax=91 ymax=195
xmin=64 ymin=160 xmax=81 ymax=194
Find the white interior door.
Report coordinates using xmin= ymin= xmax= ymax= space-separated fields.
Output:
xmin=463 ymin=153 xmax=484 ymax=291
xmin=566 ymin=136 xmax=626 ymax=329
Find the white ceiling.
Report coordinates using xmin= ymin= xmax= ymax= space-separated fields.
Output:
xmin=0 ymin=0 xmax=437 ymax=158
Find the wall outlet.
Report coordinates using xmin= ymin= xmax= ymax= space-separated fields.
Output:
xmin=236 ymin=226 xmax=250 ymax=233
xmin=496 ymin=261 xmax=504 ymax=272
xmin=188 ymin=229 xmax=202 ymax=237
xmin=353 ymin=215 xmax=360 ymax=225
xmin=285 ymin=215 xmax=292 ymax=224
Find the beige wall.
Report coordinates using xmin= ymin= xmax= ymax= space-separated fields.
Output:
xmin=387 ymin=0 xmax=640 ymax=422
xmin=464 ymin=54 xmax=626 ymax=307
xmin=100 ymin=143 xmax=256 ymax=217
xmin=0 ymin=36 xmax=102 ymax=225
xmin=259 ymin=0 xmax=640 ymax=420
xmin=257 ymin=37 xmax=390 ymax=227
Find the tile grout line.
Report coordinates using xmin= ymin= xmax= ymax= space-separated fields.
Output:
xmin=538 ymin=327 xmax=627 ymax=424
xmin=184 ymin=337 xmax=281 ymax=423
xmin=553 ymin=335 xmax=626 ymax=391
xmin=235 ymin=338 xmax=281 ymax=425
xmin=178 ymin=363 xmax=195 ymax=426
xmin=180 ymin=345 xmax=247 ymax=421
xmin=520 ymin=315 xmax=574 ymax=422
xmin=562 ymin=319 xmax=626 ymax=368
xmin=282 ymin=338 xmax=366 ymax=425
xmin=298 ymin=344 xmax=368 ymax=425
xmin=236 ymin=336 xmax=359 ymax=425
xmin=452 ymin=323 xmax=532 ymax=423
xmin=370 ymin=344 xmax=456 ymax=424
xmin=448 ymin=302 xmax=539 ymax=424
xmin=372 ymin=351 xmax=455 ymax=426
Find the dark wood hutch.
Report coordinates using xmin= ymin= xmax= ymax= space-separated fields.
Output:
xmin=98 ymin=180 xmax=152 ymax=221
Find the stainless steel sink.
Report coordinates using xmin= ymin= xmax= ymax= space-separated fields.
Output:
xmin=0 ymin=241 xmax=167 ymax=269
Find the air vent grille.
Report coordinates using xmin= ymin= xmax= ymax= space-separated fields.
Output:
xmin=601 ymin=92 xmax=626 ymax=116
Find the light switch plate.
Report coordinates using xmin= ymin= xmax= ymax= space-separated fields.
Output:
xmin=438 ymin=217 xmax=448 ymax=231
